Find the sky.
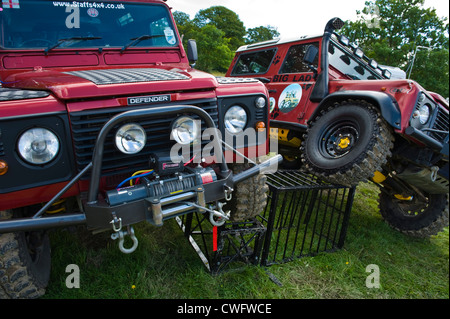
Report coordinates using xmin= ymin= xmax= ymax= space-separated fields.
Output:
xmin=168 ymin=0 xmax=450 ymax=39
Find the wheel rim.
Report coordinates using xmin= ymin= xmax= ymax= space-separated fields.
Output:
xmin=318 ymin=121 xmax=359 ymax=159
xmin=395 ymin=197 xmax=429 ymax=217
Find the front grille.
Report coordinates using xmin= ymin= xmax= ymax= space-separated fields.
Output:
xmin=255 ymin=106 xmax=265 ymax=122
xmin=70 ymin=99 xmax=218 ymax=178
xmin=429 ymin=106 xmax=449 ymax=141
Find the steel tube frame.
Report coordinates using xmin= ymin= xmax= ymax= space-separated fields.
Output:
xmin=0 ymin=105 xmax=280 ymax=234
xmin=0 ymin=213 xmax=87 ymax=233
xmin=87 ymin=105 xmax=228 ymax=203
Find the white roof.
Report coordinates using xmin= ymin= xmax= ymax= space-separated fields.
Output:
xmin=236 ymin=34 xmax=322 ymax=52
xmin=380 ymin=65 xmax=407 ymax=79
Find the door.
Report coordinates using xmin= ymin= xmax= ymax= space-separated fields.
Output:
xmin=268 ymin=41 xmax=319 ymax=127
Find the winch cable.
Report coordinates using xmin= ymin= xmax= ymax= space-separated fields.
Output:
xmin=221 ymin=140 xmax=257 ymax=165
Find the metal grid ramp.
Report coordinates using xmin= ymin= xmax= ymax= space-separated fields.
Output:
xmin=260 ymin=170 xmax=355 ymax=266
xmin=177 ymin=169 xmax=355 ymax=273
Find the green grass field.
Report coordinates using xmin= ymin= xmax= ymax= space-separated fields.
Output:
xmin=43 ymin=181 xmax=449 ymax=299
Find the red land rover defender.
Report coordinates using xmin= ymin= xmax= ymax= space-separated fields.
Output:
xmin=227 ymin=18 xmax=449 ymax=238
xmin=0 ymin=0 xmax=280 ymax=298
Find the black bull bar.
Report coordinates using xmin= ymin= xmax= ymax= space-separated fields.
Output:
xmin=0 ymin=105 xmax=282 ymax=234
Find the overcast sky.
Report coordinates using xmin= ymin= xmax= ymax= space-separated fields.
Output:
xmin=168 ymin=0 xmax=450 ymax=39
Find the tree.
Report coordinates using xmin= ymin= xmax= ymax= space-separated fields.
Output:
xmin=174 ymin=7 xmax=281 ymax=74
xmin=194 ymin=6 xmax=246 ymax=51
xmin=190 ymin=24 xmax=234 ymax=73
xmin=173 ymin=11 xmax=197 ymax=43
xmin=245 ymin=26 xmax=280 ymax=44
xmin=173 ymin=10 xmax=234 ymax=73
xmin=411 ymin=48 xmax=449 ymax=97
xmin=341 ymin=0 xmax=449 ymax=97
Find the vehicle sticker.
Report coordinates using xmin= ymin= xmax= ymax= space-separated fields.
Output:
xmin=164 ymin=27 xmax=176 ymax=45
xmin=269 ymin=97 xmax=276 ymax=113
xmin=2 ymin=0 xmax=20 ymax=9
xmin=87 ymin=7 xmax=99 ymax=18
xmin=272 ymin=55 xmax=281 ymax=65
xmin=118 ymin=13 xmax=133 ymax=26
xmin=278 ymin=84 xmax=302 ymax=113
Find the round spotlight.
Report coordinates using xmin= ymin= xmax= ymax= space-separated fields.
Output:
xmin=18 ymin=128 xmax=60 ymax=165
xmin=115 ymin=123 xmax=147 ymax=154
xmin=171 ymin=117 xmax=200 ymax=145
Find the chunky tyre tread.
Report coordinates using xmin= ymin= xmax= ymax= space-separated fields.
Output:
xmin=379 ymin=193 xmax=449 ymax=238
xmin=301 ymin=100 xmax=394 ymax=186
xmin=227 ymin=163 xmax=269 ymax=222
xmin=0 ymin=211 xmax=49 ymax=299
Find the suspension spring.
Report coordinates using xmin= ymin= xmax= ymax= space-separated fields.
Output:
xmin=45 ymin=198 xmax=67 ymax=214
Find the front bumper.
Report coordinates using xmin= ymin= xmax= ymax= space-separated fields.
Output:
xmin=0 ymin=105 xmax=282 ymax=234
xmin=404 ymin=126 xmax=449 ymax=158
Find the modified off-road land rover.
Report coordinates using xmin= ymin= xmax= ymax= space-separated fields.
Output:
xmin=227 ymin=18 xmax=449 ymax=238
xmin=0 ymin=0 xmax=281 ymax=298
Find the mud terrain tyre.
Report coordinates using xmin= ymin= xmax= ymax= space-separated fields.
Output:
xmin=379 ymin=192 xmax=449 ymax=238
xmin=226 ymin=163 xmax=269 ymax=222
xmin=301 ymin=100 xmax=394 ymax=186
xmin=0 ymin=210 xmax=51 ymax=299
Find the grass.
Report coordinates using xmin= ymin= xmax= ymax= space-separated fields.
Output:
xmin=42 ymin=181 xmax=449 ymax=299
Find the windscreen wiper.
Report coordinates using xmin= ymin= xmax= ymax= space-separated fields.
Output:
xmin=45 ymin=36 xmax=102 ymax=54
xmin=120 ymin=34 xmax=165 ymax=53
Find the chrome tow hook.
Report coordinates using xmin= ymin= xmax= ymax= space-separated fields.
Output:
xmin=208 ymin=202 xmax=230 ymax=227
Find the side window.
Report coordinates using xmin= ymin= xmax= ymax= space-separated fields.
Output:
xmin=231 ymin=48 xmax=277 ymax=75
xmin=280 ymin=42 xmax=319 ymax=74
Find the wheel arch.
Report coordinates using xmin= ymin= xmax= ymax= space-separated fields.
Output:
xmin=310 ymin=91 xmax=402 ymax=130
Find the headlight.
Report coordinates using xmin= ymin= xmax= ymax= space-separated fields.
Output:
xmin=171 ymin=117 xmax=200 ymax=145
xmin=416 ymin=104 xmax=431 ymax=125
xmin=225 ymin=106 xmax=247 ymax=134
xmin=18 ymin=128 xmax=60 ymax=164
xmin=115 ymin=123 xmax=147 ymax=154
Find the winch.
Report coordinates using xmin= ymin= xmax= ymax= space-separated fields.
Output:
xmin=101 ymin=152 xmax=228 ymax=254
xmin=100 ymin=150 xmax=230 ymax=230
xmin=105 ymin=166 xmax=217 ymax=206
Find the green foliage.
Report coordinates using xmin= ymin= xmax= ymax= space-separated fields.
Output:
xmin=190 ymin=25 xmax=234 ymax=73
xmin=173 ymin=7 xmax=279 ymax=74
xmin=194 ymin=6 xmax=247 ymax=51
xmin=172 ymin=11 xmax=197 ymax=43
xmin=341 ymin=0 xmax=449 ymax=97
xmin=412 ymin=48 xmax=450 ymax=95
xmin=173 ymin=10 xmax=234 ymax=73
xmin=246 ymin=26 xmax=280 ymax=44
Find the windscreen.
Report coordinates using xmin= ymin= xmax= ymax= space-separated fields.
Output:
xmin=231 ymin=48 xmax=277 ymax=75
xmin=0 ymin=0 xmax=179 ymax=49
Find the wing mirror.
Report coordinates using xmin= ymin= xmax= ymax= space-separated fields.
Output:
xmin=187 ymin=39 xmax=198 ymax=67
xmin=303 ymin=45 xmax=319 ymax=78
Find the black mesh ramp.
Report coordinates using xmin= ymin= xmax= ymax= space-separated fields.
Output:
xmin=260 ymin=170 xmax=355 ymax=266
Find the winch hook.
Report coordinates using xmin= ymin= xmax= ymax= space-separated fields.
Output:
xmin=209 ymin=202 xmax=230 ymax=227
